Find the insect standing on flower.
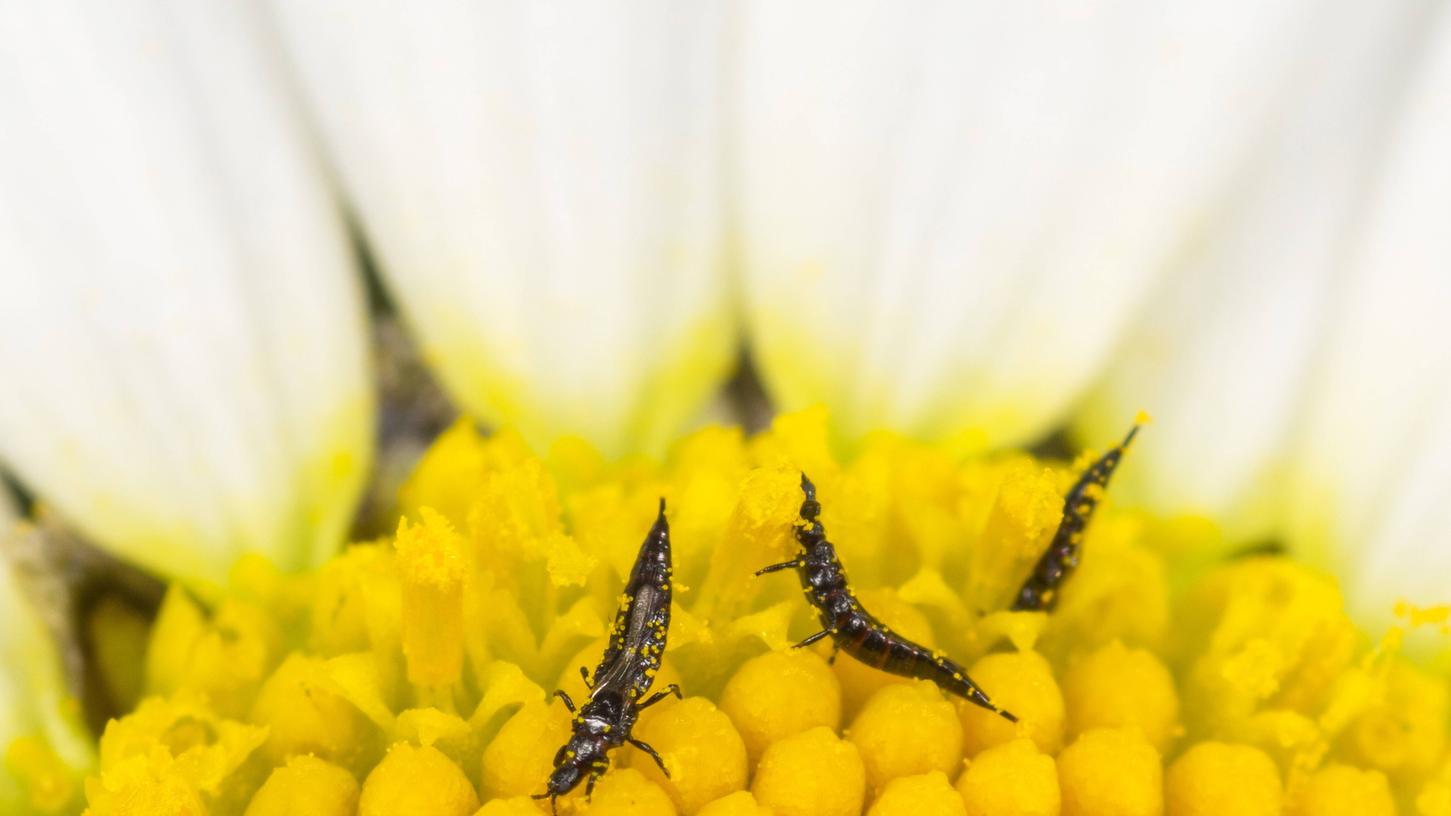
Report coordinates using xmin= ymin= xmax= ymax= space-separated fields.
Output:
xmin=1011 ymin=417 xmax=1145 ymax=612
xmin=756 ymin=475 xmax=1018 ymax=722
xmin=535 ymin=499 xmax=682 ymax=814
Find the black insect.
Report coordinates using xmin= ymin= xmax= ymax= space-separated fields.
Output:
xmin=756 ymin=475 xmax=1017 ymax=722
xmin=1011 ymin=419 xmax=1143 ymax=612
xmin=535 ymin=499 xmax=682 ymax=814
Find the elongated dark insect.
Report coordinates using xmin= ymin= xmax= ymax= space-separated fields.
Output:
xmin=535 ymin=499 xmax=682 ymax=815
xmin=1010 ymin=418 xmax=1144 ymax=612
xmin=757 ymin=476 xmax=1017 ymax=722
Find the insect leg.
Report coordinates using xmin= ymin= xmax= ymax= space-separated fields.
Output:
xmin=629 ymin=738 xmax=671 ymax=777
xmin=826 ymin=643 xmax=840 ymax=665
xmin=579 ymin=665 xmax=594 ymax=690
xmin=553 ymin=689 xmax=576 ymax=713
xmin=754 ymin=559 xmax=803 ymax=577
xmin=794 ymin=629 xmax=831 ymax=649
xmin=530 ymin=792 xmax=558 ymax=816
xmin=638 ymin=683 xmax=683 ymax=710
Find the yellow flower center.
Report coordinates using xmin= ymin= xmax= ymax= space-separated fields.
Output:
xmin=39 ymin=409 xmax=1451 ymax=815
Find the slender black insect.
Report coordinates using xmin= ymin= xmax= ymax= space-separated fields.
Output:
xmin=757 ymin=476 xmax=1017 ymax=722
xmin=1011 ymin=418 xmax=1144 ymax=612
xmin=535 ymin=499 xmax=682 ymax=815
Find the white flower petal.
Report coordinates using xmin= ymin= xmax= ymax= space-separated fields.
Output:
xmin=1286 ymin=13 xmax=1451 ymax=633
xmin=738 ymin=1 xmax=1359 ymax=446
xmin=269 ymin=0 xmax=734 ymax=457
xmin=0 ymin=1 xmax=373 ymax=590
xmin=0 ymin=556 xmax=92 ymax=811
xmin=1069 ymin=4 xmax=1436 ymax=539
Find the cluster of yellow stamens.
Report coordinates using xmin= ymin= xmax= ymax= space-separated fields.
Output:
xmin=28 ymin=408 xmax=1450 ymax=815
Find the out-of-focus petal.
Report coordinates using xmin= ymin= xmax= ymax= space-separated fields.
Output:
xmin=738 ymin=1 xmax=1357 ymax=446
xmin=0 ymin=554 xmax=93 ymax=814
xmin=1285 ymin=13 xmax=1451 ymax=632
xmin=269 ymin=0 xmax=734 ymax=457
xmin=0 ymin=1 xmax=373 ymax=591
xmin=1074 ymin=5 xmax=1433 ymax=540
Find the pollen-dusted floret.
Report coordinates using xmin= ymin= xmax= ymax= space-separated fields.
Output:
xmin=954 ymin=738 xmax=1059 ymax=816
xmin=242 ymin=755 xmax=359 ymax=816
xmin=1341 ymin=660 xmax=1449 ymax=786
xmin=630 ymin=696 xmax=748 ymax=814
xmin=480 ymin=700 xmax=572 ymax=801
xmin=1062 ymin=640 xmax=1180 ymax=752
xmin=82 ymin=754 xmax=206 ymax=816
xmin=695 ymin=790 xmax=773 ymax=816
xmin=576 ymin=768 xmax=676 ymax=816
xmin=849 ymin=681 xmax=963 ymax=793
xmin=867 ymin=771 xmax=966 ymax=816
xmin=394 ymin=508 xmax=471 ymax=687
xmin=960 ymin=650 xmax=1065 ymax=757
xmin=248 ymin=653 xmax=373 ymax=770
xmin=1164 ymin=741 xmax=1280 ymax=816
xmin=719 ymin=650 xmax=842 ymax=764
xmin=1056 ymin=728 xmax=1162 ymax=816
xmin=752 ymin=726 xmax=865 ymax=816
xmin=1287 ymin=763 xmax=1395 ymax=816
xmin=144 ymin=587 xmax=282 ymax=719
xmin=358 ymin=742 xmax=479 ymax=816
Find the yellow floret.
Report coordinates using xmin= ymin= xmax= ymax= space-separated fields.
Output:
xmin=849 ymin=681 xmax=964 ymax=793
xmin=1057 ymin=728 xmax=1162 ymax=816
xmin=394 ymin=508 xmax=470 ymax=687
xmin=480 ymin=700 xmax=572 ymax=801
xmin=966 ymin=459 xmax=1063 ymax=613
xmin=868 ymin=771 xmax=966 ymax=816
xmin=752 ymin=726 xmax=865 ymax=816
xmin=473 ymin=796 xmax=550 ymax=816
xmin=630 ymin=697 xmax=747 ymax=815
xmin=1062 ymin=640 xmax=1180 ymax=752
xmin=577 ymin=768 xmax=677 ymax=815
xmin=1165 ymin=742 xmax=1281 ymax=816
xmin=1288 ymin=764 xmax=1395 ymax=816
xmin=954 ymin=738 xmax=1059 ymax=816
xmin=695 ymin=791 xmax=774 ymax=816
xmin=82 ymin=755 xmax=206 ymax=816
xmin=358 ymin=742 xmax=478 ymax=816
xmin=144 ymin=588 xmax=282 ymax=719
xmin=828 ymin=589 xmax=938 ymax=717
xmin=248 ymin=653 xmax=373 ymax=770
xmin=960 ymin=651 xmax=1065 ymax=757
xmin=719 ymin=650 xmax=842 ymax=764
xmin=6 ymin=735 xmax=83 ymax=814
xmin=1342 ymin=661 xmax=1448 ymax=786
xmin=243 ymin=755 xmax=358 ymax=816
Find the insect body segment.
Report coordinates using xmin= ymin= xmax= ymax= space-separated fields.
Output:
xmin=757 ymin=475 xmax=1017 ymax=723
xmin=1011 ymin=419 xmax=1144 ymax=612
xmin=536 ymin=499 xmax=682 ymax=815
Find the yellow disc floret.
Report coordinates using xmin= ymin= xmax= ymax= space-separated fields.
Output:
xmin=248 ymin=653 xmax=372 ymax=770
xmin=1057 ymin=728 xmax=1162 ymax=816
xmin=630 ymin=696 xmax=748 ymax=815
xmin=576 ymin=768 xmax=676 ymax=816
xmin=867 ymin=771 xmax=966 ymax=816
xmin=1164 ymin=742 xmax=1281 ymax=816
xmin=480 ymin=700 xmax=572 ymax=801
xmin=719 ymin=650 xmax=842 ymax=764
xmin=1062 ymin=640 xmax=1180 ymax=752
xmin=752 ymin=726 xmax=866 ymax=816
xmin=242 ymin=755 xmax=359 ymax=816
xmin=358 ymin=742 xmax=478 ymax=816
xmin=695 ymin=791 xmax=774 ymax=816
xmin=1288 ymin=763 xmax=1395 ymax=816
xmin=849 ymin=681 xmax=964 ymax=793
xmin=954 ymin=738 xmax=1060 ymax=816
xmin=394 ymin=509 xmax=470 ymax=687
xmin=960 ymin=651 xmax=1065 ymax=757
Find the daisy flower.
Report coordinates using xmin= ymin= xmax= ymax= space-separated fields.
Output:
xmin=0 ymin=2 xmax=1448 ymax=815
